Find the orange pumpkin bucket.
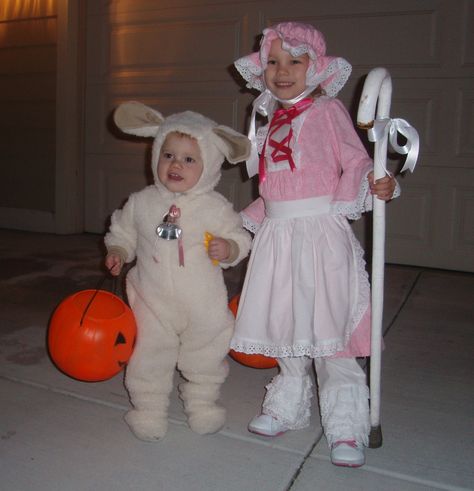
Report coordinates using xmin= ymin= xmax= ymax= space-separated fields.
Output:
xmin=48 ymin=289 xmax=137 ymax=382
xmin=228 ymin=294 xmax=278 ymax=369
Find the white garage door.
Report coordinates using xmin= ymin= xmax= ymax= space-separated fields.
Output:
xmin=83 ymin=0 xmax=474 ymax=272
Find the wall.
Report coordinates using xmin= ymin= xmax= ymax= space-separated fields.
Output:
xmin=82 ymin=0 xmax=474 ymax=271
xmin=0 ymin=0 xmax=472 ymax=271
xmin=0 ymin=0 xmax=57 ymax=213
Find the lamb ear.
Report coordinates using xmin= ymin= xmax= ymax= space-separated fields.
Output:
xmin=212 ymin=126 xmax=251 ymax=163
xmin=114 ymin=101 xmax=164 ymax=138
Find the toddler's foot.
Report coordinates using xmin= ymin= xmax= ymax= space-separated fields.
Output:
xmin=187 ymin=404 xmax=226 ymax=435
xmin=124 ymin=409 xmax=168 ymax=442
xmin=248 ymin=414 xmax=288 ymax=437
xmin=330 ymin=440 xmax=365 ymax=467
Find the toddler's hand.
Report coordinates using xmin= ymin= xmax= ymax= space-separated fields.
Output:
xmin=368 ymin=171 xmax=396 ymax=201
xmin=207 ymin=237 xmax=230 ymax=262
xmin=105 ymin=254 xmax=123 ymax=276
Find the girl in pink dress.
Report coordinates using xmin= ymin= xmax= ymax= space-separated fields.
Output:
xmin=230 ymin=22 xmax=397 ymax=467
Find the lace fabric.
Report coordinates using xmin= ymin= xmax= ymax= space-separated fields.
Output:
xmin=235 ymin=56 xmax=352 ymax=99
xmin=234 ymin=22 xmax=352 ymax=98
xmin=231 ymin=340 xmax=347 ymax=359
xmin=262 ymin=374 xmax=313 ymax=429
xmin=256 ymin=125 xmax=269 ymax=152
xmin=319 ymin=384 xmax=370 ymax=447
xmin=331 ymin=170 xmax=401 ymax=221
xmin=310 ymin=58 xmax=352 ymax=98
xmin=346 ymin=227 xmax=371 ymax=341
xmin=241 ymin=214 xmax=260 ymax=234
xmin=331 ymin=170 xmax=372 ymax=220
xmin=235 ymin=56 xmax=265 ymax=92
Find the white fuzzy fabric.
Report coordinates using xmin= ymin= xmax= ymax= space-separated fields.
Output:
xmin=106 ymin=188 xmax=250 ymax=439
xmin=106 ymin=104 xmax=252 ymax=439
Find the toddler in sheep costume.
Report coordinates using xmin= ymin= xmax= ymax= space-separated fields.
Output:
xmin=105 ymin=101 xmax=252 ymax=441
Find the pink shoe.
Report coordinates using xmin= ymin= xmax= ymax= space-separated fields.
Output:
xmin=330 ymin=440 xmax=365 ymax=467
xmin=248 ymin=414 xmax=288 ymax=437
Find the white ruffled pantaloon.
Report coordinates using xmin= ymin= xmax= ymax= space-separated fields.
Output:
xmin=263 ymin=357 xmax=370 ymax=447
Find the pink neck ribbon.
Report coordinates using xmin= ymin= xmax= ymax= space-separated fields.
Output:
xmin=259 ymin=98 xmax=313 ymax=183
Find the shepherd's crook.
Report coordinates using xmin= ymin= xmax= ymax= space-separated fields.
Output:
xmin=357 ymin=68 xmax=419 ymax=448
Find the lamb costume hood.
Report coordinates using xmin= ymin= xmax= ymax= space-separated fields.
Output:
xmin=105 ymin=102 xmax=252 ymax=440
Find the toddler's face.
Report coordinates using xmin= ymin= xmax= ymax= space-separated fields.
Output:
xmin=157 ymin=132 xmax=204 ymax=193
xmin=264 ymin=38 xmax=310 ymax=105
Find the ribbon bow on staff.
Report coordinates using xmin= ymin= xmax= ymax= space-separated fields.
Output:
xmin=368 ymin=117 xmax=420 ymax=175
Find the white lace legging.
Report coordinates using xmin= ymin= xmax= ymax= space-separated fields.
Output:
xmin=262 ymin=356 xmax=370 ymax=446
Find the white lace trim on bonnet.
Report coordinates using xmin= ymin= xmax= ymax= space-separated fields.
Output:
xmin=234 ymin=22 xmax=352 ymax=178
xmin=234 ymin=21 xmax=352 ymax=98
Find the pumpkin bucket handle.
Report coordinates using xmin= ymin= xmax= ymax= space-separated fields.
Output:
xmin=79 ymin=267 xmax=119 ymax=326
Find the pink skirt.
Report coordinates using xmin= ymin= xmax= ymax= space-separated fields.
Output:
xmin=230 ymin=196 xmax=371 ymax=359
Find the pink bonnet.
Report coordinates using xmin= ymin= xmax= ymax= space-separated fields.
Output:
xmin=234 ymin=22 xmax=352 ymax=97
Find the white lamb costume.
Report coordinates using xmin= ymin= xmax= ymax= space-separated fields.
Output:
xmin=105 ymin=102 xmax=252 ymax=441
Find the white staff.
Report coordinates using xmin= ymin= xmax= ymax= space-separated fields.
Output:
xmin=357 ymin=67 xmax=419 ymax=448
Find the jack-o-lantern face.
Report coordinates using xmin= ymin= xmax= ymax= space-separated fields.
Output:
xmin=228 ymin=294 xmax=278 ymax=369
xmin=48 ymin=290 xmax=137 ymax=382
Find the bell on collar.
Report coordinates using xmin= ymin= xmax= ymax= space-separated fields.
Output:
xmin=156 ymin=222 xmax=182 ymax=240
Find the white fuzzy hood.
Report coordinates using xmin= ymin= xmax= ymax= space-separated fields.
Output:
xmin=114 ymin=102 xmax=251 ymax=198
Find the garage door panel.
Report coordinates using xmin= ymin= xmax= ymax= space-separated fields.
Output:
xmin=83 ymin=0 xmax=474 ymax=272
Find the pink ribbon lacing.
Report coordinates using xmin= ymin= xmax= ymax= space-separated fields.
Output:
xmin=259 ymin=97 xmax=313 ymax=183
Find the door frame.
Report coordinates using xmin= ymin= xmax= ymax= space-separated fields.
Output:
xmin=55 ymin=0 xmax=85 ymax=233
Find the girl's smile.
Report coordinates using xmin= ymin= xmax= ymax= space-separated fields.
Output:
xmin=264 ymin=39 xmax=310 ymax=104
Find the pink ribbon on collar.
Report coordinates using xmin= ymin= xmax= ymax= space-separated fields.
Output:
xmin=168 ymin=204 xmax=181 ymax=222
xmin=168 ymin=205 xmax=184 ymax=267
xmin=259 ymin=98 xmax=313 ymax=183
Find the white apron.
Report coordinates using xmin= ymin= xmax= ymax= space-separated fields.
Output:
xmin=231 ymin=195 xmax=370 ymax=359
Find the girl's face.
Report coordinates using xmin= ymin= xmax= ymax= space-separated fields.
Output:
xmin=264 ymin=38 xmax=310 ymax=105
xmin=157 ymin=132 xmax=204 ymax=193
